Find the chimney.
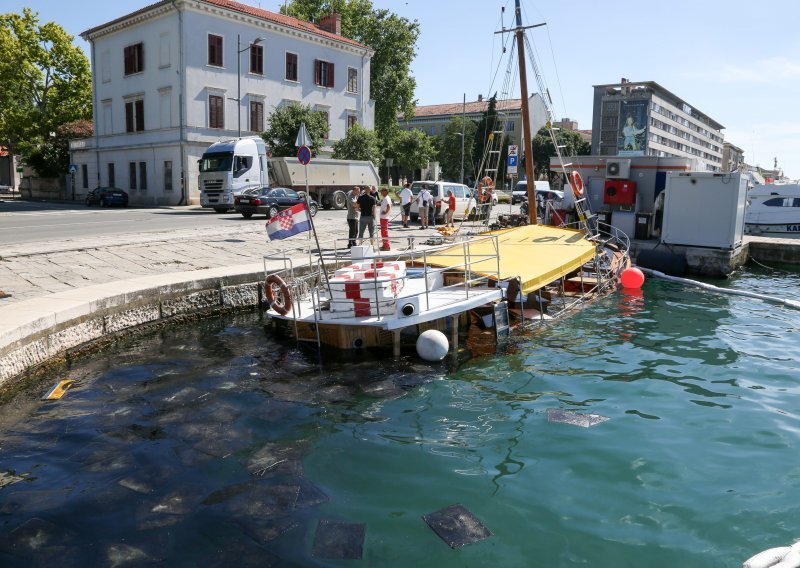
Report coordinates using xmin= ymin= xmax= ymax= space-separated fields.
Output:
xmin=478 ymin=94 xmax=483 ymax=102
xmin=318 ymin=13 xmax=342 ymax=35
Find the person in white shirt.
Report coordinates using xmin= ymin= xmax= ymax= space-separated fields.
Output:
xmin=398 ymin=183 xmax=413 ymax=228
xmin=417 ymin=187 xmax=432 ymax=229
xmin=379 ymin=187 xmax=392 ymax=251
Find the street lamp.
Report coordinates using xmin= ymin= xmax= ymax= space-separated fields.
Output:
xmin=237 ymin=34 xmax=264 ymax=138
xmin=455 ymin=132 xmax=465 ymax=185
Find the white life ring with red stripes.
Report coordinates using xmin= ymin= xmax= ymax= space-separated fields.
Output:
xmin=265 ymin=274 xmax=292 ymax=315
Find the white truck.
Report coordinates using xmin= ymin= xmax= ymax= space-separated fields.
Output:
xmin=198 ymin=137 xmax=380 ymax=212
xmin=199 ymin=137 xmax=268 ymax=212
xmin=267 ymin=157 xmax=380 ymax=210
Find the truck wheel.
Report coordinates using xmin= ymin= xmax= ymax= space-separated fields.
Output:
xmin=308 ymin=202 xmax=318 ymax=217
xmin=331 ymin=190 xmax=347 ymax=210
xmin=268 ymin=206 xmax=280 ymax=219
xmin=410 ymin=213 xmax=418 ymax=221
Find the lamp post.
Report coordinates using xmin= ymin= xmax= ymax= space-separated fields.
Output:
xmin=461 ymin=93 xmax=465 ymax=185
xmin=237 ymin=34 xmax=264 ymax=137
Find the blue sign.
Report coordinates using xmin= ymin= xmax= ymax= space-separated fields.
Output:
xmin=507 ymin=155 xmax=518 ymax=167
xmin=297 ymin=145 xmax=311 ymax=165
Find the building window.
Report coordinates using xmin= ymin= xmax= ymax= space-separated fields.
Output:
xmin=125 ymin=98 xmax=144 ymax=132
xmin=347 ymin=67 xmax=358 ymax=93
xmin=285 ymin=52 xmax=298 ymax=81
xmin=250 ymin=44 xmax=263 ymax=74
xmin=129 ymin=162 xmax=137 ymax=190
xmin=208 ymin=34 xmax=223 ymax=67
xmin=314 ymin=59 xmax=334 ymax=88
xmin=139 ymin=162 xmax=147 ymax=190
xmin=250 ymin=100 xmax=264 ymax=132
xmin=124 ymin=42 xmax=144 ymax=75
xmin=209 ymin=94 xmax=224 ymax=128
xmin=108 ymin=163 xmax=115 ymax=187
xmin=347 ymin=114 xmax=357 ymax=130
xmin=164 ymin=161 xmax=173 ymax=191
xmin=81 ymin=164 xmax=88 ymax=188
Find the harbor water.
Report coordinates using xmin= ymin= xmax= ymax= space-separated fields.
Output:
xmin=1 ymin=265 xmax=799 ymax=566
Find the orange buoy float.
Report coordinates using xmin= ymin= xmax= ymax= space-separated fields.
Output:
xmin=620 ymin=267 xmax=645 ymax=289
xmin=265 ymin=274 xmax=293 ymax=315
xmin=569 ymin=170 xmax=584 ymax=198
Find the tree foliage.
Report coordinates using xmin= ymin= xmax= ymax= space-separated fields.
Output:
xmin=331 ymin=123 xmax=382 ymax=165
xmin=0 ymin=8 xmax=91 ymax=174
xmin=280 ymin=0 xmax=419 ymax=139
xmin=471 ymin=95 xmax=511 ymax=185
xmin=436 ymin=116 xmax=478 ymax=182
xmin=262 ymin=103 xmax=329 ymax=157
xmin=389 ymin=129 xmax=436 ymax=177
xmin=531 ymin=126 xmax=591 ymax=178
xmin=27 ymin=119 xmax=93 ymax=178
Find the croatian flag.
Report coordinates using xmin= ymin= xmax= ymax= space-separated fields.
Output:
xmin=265 ymin=203 xmax=311 ymax=241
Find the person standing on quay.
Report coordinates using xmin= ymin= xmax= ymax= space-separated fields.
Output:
xmin=447 ymin=189 xmax=456 ymax=227
xmin=346 ymin=185 xmax=360 ymax=248
xmin=399 ymin=182 xmax=413 ymax=228
xmin=357 ymin=186 xmax=377 ymax=247
xmin=379 ymin=187 xmax=392 ymax=251
xmin=417 ymin=186 xmax=432 ymax=229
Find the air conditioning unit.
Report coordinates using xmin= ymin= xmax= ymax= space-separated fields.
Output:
xmin=606 ymin=159 xmax=631 ymax=179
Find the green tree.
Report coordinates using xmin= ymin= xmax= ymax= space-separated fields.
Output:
xmin=531 ymin=127 xmax=591 ymax=178
xmin=0 ymin=8 xmax=91 ymax=174
xmin=471 ymin=95 xmax=511 ymax=185
xmin=437 ymin=116 xmax=478 ymax=182
xmin=331 ymin=123 xmax=382 ymax=165
xmin=389 ymin=128 xmax=436 ymax=179
xmin=262 ymin=103 xmax=328 ymax=157
xmin=27 ymin=119 xmax=93 ymax=178
xmin=281 ymin=0 xmax=419 ymax=139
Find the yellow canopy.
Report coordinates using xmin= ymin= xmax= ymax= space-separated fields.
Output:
xmin=425 ymin=224 xmax=596 ymax=293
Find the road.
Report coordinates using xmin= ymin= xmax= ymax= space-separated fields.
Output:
xmin=0 ymin=200 xmax=308 ymax=246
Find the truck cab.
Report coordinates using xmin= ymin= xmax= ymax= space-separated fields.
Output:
xmin=199 ymin=137 xmax=267 ymax=212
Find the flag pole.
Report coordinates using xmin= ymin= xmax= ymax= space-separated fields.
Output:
xmin=304 ymin=165 xmax=332 ymax=298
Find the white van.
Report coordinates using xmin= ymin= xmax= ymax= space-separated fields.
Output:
xmin=512 ymin=180 xmax=557 ymax=204
xmin=409 ymin=181 xmax=475 ymax=222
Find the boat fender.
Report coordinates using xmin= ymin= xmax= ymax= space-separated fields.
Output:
xmin=743 ymin=546 xmax=792 ymax=568
xmin=265 ymin=275 xmax=292 ymax=316
xmin=635 ymin=248 xmax=687 ymax=276
xmin=416 ymin=330 xmax=449 ymax=362
xmin=773 ymin=543 xmax=800 ymax=568
xmin=569 ymin=171 xmax=584 ymax=198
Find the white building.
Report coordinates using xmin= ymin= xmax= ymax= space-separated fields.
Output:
xmin=71 ymin=0 xmax=374 ymax=205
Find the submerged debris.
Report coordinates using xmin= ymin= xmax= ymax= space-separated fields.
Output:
xmin=312 ymin=519 xmax=366 ymax=560
xmin=547 ymin=408 xmax=610 ymax=428
xmin=423 ymin=504 xmax=492 ymax=548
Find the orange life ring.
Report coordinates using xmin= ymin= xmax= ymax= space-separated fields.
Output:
xmin=569 ymin=171 xmax=585 ymax=198
xmin=265 ymin=274 xmax=292 ymax=315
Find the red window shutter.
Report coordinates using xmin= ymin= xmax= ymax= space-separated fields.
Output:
xmin=328 ymin=62 xmax=334 ymax=88
xmin=124 ymin=46 xmax=132 ymax=75
xmin=125 ymin=101 xmax=134 ymax=132
xmin=135 ymin=99 xmax=144 ymax=131
xmin=314 ymin=60 xmax=320 ymax=85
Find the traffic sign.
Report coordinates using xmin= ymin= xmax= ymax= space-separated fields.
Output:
xmin=507 ymin=154 xmax=518 ymax=175
xmin=298 ymin=145 xmax=311 ymax=165
xmin=508 ymin=144 xmax=518 ymax=157
xmin=295 ymin=122 xmax=312 ymax=148
xmin=69 ymin=164 xmax=78 ymax=174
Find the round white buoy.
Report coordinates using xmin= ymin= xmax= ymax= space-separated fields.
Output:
xmin=416 ymin=330 xmax=449 ymax=362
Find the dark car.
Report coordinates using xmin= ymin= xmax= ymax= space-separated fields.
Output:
xmin=85 ymin=187 xmax=129 ymax=207
xmin=234 ymin=186 xmax=318 ymax=219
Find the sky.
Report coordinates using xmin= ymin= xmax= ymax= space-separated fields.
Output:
xmin=7 ymin=0 xmax=800 ymax=178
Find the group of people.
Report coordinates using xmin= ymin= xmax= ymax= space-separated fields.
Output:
xmin=345 ymin=183 xmax=459 ymax=253
xmin=346 ymin=185 xmax=393 ymax=251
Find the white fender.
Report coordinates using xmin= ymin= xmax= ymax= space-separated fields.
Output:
xmin=773 ymin=546 xmax=800 ymax=568
xmin=743 ymin=547 xmax=791 ymax=568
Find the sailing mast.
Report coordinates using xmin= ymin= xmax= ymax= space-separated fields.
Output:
xmin=498 ymin=0 xmax=545 ymax=224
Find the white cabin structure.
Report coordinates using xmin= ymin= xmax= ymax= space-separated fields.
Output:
xmin=70 ymin=0 xmax=374 ymax=205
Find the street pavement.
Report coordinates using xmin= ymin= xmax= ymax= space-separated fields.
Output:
xmin=0 ymin=206 xmax=441 ymax=305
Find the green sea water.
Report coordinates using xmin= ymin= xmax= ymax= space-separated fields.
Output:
xmin=1 ymin=266 xmax=799 ymax=566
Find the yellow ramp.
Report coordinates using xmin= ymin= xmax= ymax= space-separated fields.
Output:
xmin=425 ymin=225 xmax=596 ymax=293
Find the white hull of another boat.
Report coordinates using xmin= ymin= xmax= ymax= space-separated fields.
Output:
xmin=745 ymin=183 xmax=800 ymax=234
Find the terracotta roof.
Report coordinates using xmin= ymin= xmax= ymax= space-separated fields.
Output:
xmin=407 ymin=99 xmax=522 ymax=119
xmin=83 ymin=0 xmax=370 ymax=51
xmin=203 ymin=0 xmax=368 ymax=49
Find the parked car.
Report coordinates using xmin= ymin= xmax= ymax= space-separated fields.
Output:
xmin=512 ymin=180 xmax=559 ymax=204
xmin=409 ymin=181 xmax=477 ymax=223
xmin=233 ymin=186 xmax=318 ymax=219
xmin=85 ymin=187 xmax=129 ymax=207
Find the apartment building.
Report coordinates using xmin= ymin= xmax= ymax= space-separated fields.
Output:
xmin=70 ymin=0 xmax=374 ymax=205
xmin=591 ymin=80 xmax=725 ymax=172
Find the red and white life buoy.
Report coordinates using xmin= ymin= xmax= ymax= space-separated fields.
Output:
xmin=264 ymin=274 xmax=292 ymax=315
xmin=569 ymin=171 xmax=585 ymax=198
